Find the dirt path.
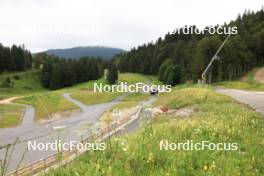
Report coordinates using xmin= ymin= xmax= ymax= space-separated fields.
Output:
xmin=0 ymin=96 xmax=21 ymax=104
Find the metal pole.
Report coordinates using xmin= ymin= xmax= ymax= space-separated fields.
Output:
xmin=201 ymin=33 xmax=231 ymax=81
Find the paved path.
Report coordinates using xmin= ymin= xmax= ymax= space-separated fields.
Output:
xmin=215 ymin=88 xmax=264 ymax=115
xmin=19 ymin=104 xmax=35 ymax=126
xmin=63 ymin=93 xmax=87 ymax=111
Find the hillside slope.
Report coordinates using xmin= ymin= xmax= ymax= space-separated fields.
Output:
xmin=0 ymin=70 xmax=46 ymax=98
xmin=45 ymin=46 xmax=125 ymax=59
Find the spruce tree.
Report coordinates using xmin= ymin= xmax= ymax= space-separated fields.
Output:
xmin=107 ymin=64 xmax=118 ymax=84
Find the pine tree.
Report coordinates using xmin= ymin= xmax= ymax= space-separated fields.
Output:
xmin=41 ymin=61 xmax=53 ymax=88
xmin=49 ymin=65 xmax=63 ymax=90
xmin=107 ymin=64 xmax=118 ymax=84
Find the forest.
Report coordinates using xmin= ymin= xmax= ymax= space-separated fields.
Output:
xmin=39 ymin=54 xmax=105 ymax=90
xmin=0 ymin=44 xmax=32 ymax=73
xmin=115 ymin=9 xmax=264 ymax=85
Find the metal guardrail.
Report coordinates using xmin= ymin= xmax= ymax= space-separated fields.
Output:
xmin=7 ymin=106 xmax=142 ymax=176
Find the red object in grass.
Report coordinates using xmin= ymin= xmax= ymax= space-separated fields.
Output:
xmin=160 ymin=106 xmax=169 ymax=112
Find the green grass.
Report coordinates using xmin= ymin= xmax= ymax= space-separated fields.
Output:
xmin=0 ymin=70 xmax=46 ymax=98
xmin=145 ymin=75 xmax=163 ymax=85
xmin=61 ymin=78 xmax=108 ymax=92
xmin=63 ymin=73 xmax=153 ymax=92
xmin=155 ymin=85 xmax=215 ymax=108
xmin=216 ymin=81 xmax=264 ymax=91
xmin=15 ymin=93 xmax=79 ymax=121
xmin=119 ymin=73 xmax=150 ymax=84
xmin=70 ymin=91 xmax=120 ymax=105
xmin=112 ymin=93 xmax=150 ymax=109
xmin=47 ymin=86 xmax=264 ymax=176
xmin=0 ymin=104 xmax=24 ymax=128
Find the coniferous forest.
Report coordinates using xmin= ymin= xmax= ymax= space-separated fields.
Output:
xmin=39 ymin=54 xmax=105 ymax=90
xmin=0 ymin=44 xmax=32 ymax=72
xmin=115 ymin=9 xmax=264 ymax=85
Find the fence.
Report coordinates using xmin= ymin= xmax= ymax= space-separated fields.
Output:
xmin=6 ymin=106 xmax=142 ymax=176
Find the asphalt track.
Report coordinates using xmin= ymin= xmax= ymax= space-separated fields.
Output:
xmin=215 ymin=88 xmax=264 ymax=115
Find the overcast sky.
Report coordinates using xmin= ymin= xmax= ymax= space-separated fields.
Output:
xmin=0 ymin=0 xmax=263 ymax=52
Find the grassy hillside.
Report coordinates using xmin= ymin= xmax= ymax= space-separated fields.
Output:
xmin=0 ymin=70 xmax=46 ymax=99
xmin=47 ymin=86 xmax=264 ymax=176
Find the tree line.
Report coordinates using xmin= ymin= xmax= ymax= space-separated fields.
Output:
xmin=0 ymin=44 xmax=32 ymax=73
xmin=39 ymin=54 xmax=105 ymax=90
xmin=115 ymin=8 xmax=264 ymax=85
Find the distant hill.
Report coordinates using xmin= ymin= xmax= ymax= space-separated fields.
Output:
xmin=44 ymin=46 xmax=125 ymax=60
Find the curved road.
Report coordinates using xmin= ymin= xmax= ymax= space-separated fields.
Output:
xmin=215 ymin=88 xmax=264 ymax=115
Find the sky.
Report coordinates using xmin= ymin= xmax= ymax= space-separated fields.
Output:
xmin=0 ymin=0 xmax=263 ymax=52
